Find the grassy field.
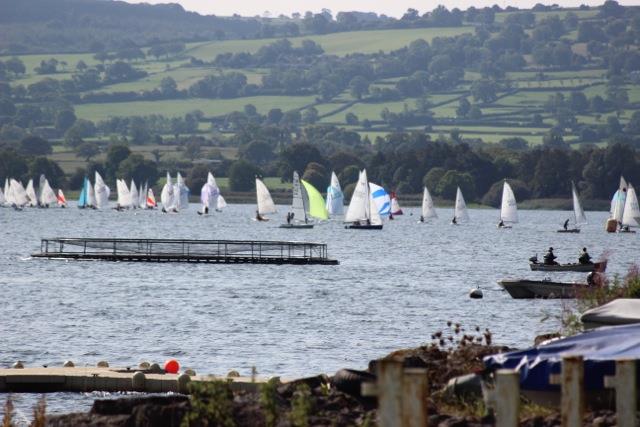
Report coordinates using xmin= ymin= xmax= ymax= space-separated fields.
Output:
xmin=185 ymin=27 xmax=474 ymax=60
xmin=493 ymin=9 xmax=598 ymax=23
xmin=75 ymin=95 xmax=316 ymax=121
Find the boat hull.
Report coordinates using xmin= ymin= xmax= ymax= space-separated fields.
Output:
xmin=529 ymin=261 xmax=606 ymax=272
xmin=279 ymin=223 xmax=314 ymax=229
xmin=345 ymin=224 xmax=383 ymax=230
xmin=557 ymin=229 xmax=580 ymax=233
xmin=498 ymin=279 xmax=586 ymax=299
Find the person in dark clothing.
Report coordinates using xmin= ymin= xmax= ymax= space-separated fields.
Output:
xmin=563 ymin=219 xmax=569 ymax=230
xmin=578 ymin=247 xmax=592 ymax=264
xmin=419 ymin=215 xmax=424 ymax=223
xmin=498 ymin=219 xmax=504 ymax=228
xmin=452 ymin=216 xmax=457 ymax=224
xmin=544 ymin=247 xmax=557 ymax=265
xmin=286 ymin=212 xmax=291 ymax=224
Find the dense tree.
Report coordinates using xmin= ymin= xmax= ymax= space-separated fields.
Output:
xmin=55 ymin=109 xmax=77 ymax=133
xmin=436 ymin=170 xmax=475 ymax=200
xmin=28 ymin=157 xmax=65 ymax=188
xmin=116 ymin=154 xmax=158 ymax=186
xmin=19 ymin=136 xmax=52 ymax=156
xmin=105 ymin=143 xmax=132 ymax=180
xmin=228 ymin=160 xmax=261 ymax=191
xmin=75 ymin=142 xmax=100 ymax=162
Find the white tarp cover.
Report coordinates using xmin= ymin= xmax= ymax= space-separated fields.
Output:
xmin=581 ymin=298 xmax=640 ymax=327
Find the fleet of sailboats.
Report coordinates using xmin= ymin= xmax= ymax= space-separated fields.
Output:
xmin=0 ymin=170 xmax=635 ymax=237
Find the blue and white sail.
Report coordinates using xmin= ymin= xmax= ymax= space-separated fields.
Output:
xmin=610 ymin=176 xmax=627 ymax=224
xmin=77 ymin=177 xmax=89 ymax=208
xmin=369 ymin=182 xmax=390 ymax=216
xmin=326 ymin=171 xmax=344 ymax=216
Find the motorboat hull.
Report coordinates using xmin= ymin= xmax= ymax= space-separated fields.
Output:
xmin=557 ymin=229 xmax=580 ymax=233
xmin=345 ymin=223 xmax=383 ymax=230
xmin=529 ymin=261 xmax=606 ymax=272
xmin=498 ymin=279 xmax=587 ymax=299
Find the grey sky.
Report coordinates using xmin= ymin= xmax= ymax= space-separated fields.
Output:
xmin=124 ymin=0 xmax=636 ymax=18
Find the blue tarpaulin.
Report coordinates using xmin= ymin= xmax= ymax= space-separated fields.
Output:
xmin=483 ymin=323 xmax=640 ymax=391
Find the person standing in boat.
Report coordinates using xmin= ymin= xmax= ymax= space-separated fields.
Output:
xmin=286 ymin=212 xmax=291 ymax=224
xmin=563 ymin=218 xmax=569 ymax=231
xmin=544 ymin=247 xmax=557 ymax=265
xmin=578 ymin=248 xmax=592 ymax=265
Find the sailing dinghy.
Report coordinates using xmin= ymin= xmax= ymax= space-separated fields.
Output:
xmin=418 ymin=186 xmax=437 ymax=223
xmin=57 ymin=189 xmax=67 ymax=207
xmin=39 ymin=176 xmax=57 ymax=207
xmin=94 ymin=172 xmax=110 ymax=209
xmin=25 ymin=179 xmax=38 ymax=207
xmin=344 ymin=169 xmax=383 ymax=230
xmin=161 ymin=173 xmax=177 ymax=213
xmin=620 ymin=182 xmax=640 ymax=233
xmin=558 ymin=181 xmax=586 ymax=233
xmin=606 ymin=176 xmax=627 ymax=232
xmin=199 ymin=172 xmax=221 ymax=215
xmin=281 ymin=171 xmax=313 ymax=228
xmin=451 ymin=187 xmax=470 ymax=225
xmin=498 ymin=180 xmax=518 ymax=228
xmin=146 ymin=188 xmax=157 ymax=209
xmin=390 ymin=192 xmax=403 ymax=216
xmin=326 ymin=171 xmax=344 ymax=217
xmin=255 ymin=178 xmax=276 ymax=221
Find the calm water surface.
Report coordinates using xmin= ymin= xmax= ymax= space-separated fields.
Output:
xmin=0 ymin=204 xmax=637 ymax=416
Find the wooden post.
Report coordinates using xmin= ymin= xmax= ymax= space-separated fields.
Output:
xmin=401 ymin=368 xmax=428 ymax=427
xmin=495 ymin=369 xmax=520 ymax=427
xmin=604 ymin=359 xmax=637 ymax=427
xmin=561 ymin=356 xmax=584 ymax=427
xmin=376 ymin=359 xmax=404 ymax=427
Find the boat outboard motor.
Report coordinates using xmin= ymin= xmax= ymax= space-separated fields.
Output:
xmin=529 ymin=254 xmax=538 ymax=264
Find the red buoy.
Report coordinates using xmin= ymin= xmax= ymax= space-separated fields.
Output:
xmin=164 ymin=359 xmax=180 ymax=374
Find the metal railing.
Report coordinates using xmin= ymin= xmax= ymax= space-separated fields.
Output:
xmin=39 ymin=238 xmax=330 ymax=261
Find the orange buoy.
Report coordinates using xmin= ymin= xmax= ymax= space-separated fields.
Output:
xmin=164 ymin=359 xmax=180 ymax=374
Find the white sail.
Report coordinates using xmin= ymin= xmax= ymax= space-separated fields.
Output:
xmin=161 ymin=173 xmax=175 ymax=211
xmin=611 ymin=176 xmax=627 ymax=223
xmin=621 ymin=183 xmax=640 ymax=228
xmin=500 ymin=181 xmax=518 ymax=223
xmin=256 ymin=178 xmax=276 ymax=215
xmin=326 ymin=171 xmax=344 ymax=216
xmin=174 ymin=172 xmax=190 ymax=210
xmin=200 ymin=173 xmax=220 ymax=211
xmin=2 ymin=178 xmax=9 ymax=206
xmin=138 ymin=182 xmax=147 ymax=208
xmin=344 ymin=169 xmax=382 ymax=225
xmin=291 ymin=171 xmax=307 ymax=222
xmin=40 ymin=178 xmax=57 ymax=206
xmin=129 ymin=180 xmax=139 ymax=209
xmin=116 ymin=179 xmax=131 ymax=208
xmin=369 ymin=182 xmax=390 ymax=215
xmin=10 ymin=179 xmax=28 ymax=207
xmin=421 ymin=187 xmax=438 ymax=219
xmin=571 ymin=182 xmax=587 ymax=226
xmin=454 ymin=187 xmax=470 ymax=222
xmin=25 ymin=179 xmax=38 ymax=207
xmin=345 ymin=170 xmax=368 ymax=223
xmin=38 ymin=175 xmax=47 ymax=204
xmin=94 ymin=172 xmax=110 ymax=209
xmin=86 ymin=178 xmax=96 ymax=207
xmin=217 ymin=195 xmax=227 ymax=210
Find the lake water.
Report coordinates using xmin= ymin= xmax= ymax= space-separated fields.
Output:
xmin=0 ymin=204 xmax=637 ymax=417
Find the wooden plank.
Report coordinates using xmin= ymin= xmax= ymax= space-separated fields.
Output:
xmin=495 ymin=369 xmax=520 ymax=427
xmin=561 ymin=356 xmax=584 ymax=427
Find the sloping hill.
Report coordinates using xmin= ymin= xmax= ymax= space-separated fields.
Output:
xmin=0 ymin=0 xmax=261 ymax=54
